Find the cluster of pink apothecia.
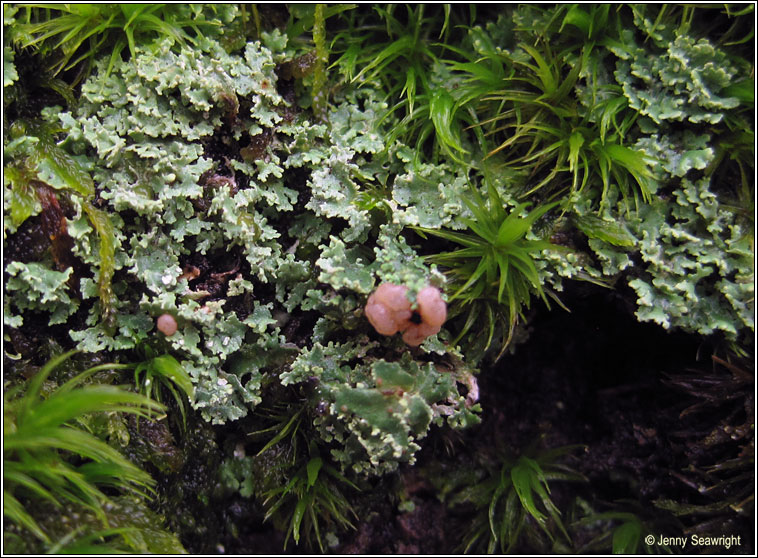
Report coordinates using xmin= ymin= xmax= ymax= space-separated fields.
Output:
xmin=364 ymin=282 xmax=447 ymax=346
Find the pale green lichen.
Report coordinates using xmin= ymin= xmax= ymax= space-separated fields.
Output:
xmin=611 ymin=30 xmax=741 ymax=125
xmin=391 ymin=162 xmax=472 ymax=229
xmin=316 ymin=237 xmax=375 ymax=294
xmin=3 ymin=30 xmax=480 ymax=469
xmin=577 ymin=177 xmax=753 ymax=339
xmin=634 ymin=130 xmax=714 ymax=179
xmin=283 ymin=343 xmax=479 ymax=475
xmin=40 ymin=36 xmax=293 ymax=423
xmin=559 ymin=17 xmax=753 ymax=339
xmin=4 ymin=262 xmax=78 ymax=326
xmin=627 ymin=178 xmax=753 ymax=336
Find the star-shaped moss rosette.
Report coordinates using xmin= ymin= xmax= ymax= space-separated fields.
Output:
xmin=416 ymin=184 xmax=561 ymax=358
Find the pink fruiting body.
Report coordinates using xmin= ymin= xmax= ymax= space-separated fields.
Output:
xmin=157 ymin=313 xmax=178 ymax=336
xmin=365 ymin=282 xmax=447 ymax=346
xmin=365 ymin=283 xmax=412 ymax=335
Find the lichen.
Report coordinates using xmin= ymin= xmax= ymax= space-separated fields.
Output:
xmin=627 ymin=177 xmax=753 ymax=336
xmin=282 ymin=344 xmax=479 ymax=475
xmin=4 ymin=261 xmax=78 ymax=326
xmin=2 ymin=30 xmax=481 ymax=472
xmin=611 ymin=29 xmax=742 ymax=125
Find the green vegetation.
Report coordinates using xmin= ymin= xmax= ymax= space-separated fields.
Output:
xmin=8 ymin=4 xmax=233 ymax=83
xmin=332 ymin=5 xmax=470 ymax=161
xmin=219 ymin=402 xmax=360 ymax=552
xmin=263 ymin=453 xmax=359 ymax=552
xmin=132 ymin=347 xmax=195 ymax=429
xmin=3 ymin=2 xmax=753 ymax=554
xmin=453 ymin=445 xmax=586 ymax=553
xmin=416 ymin=185 xmax=561 ymax=358
xmin=3 ymin=350 xmax=184 ymax=553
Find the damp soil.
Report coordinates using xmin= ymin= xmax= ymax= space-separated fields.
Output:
xmin=153 ymin=280 xmax=753 ymax=555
